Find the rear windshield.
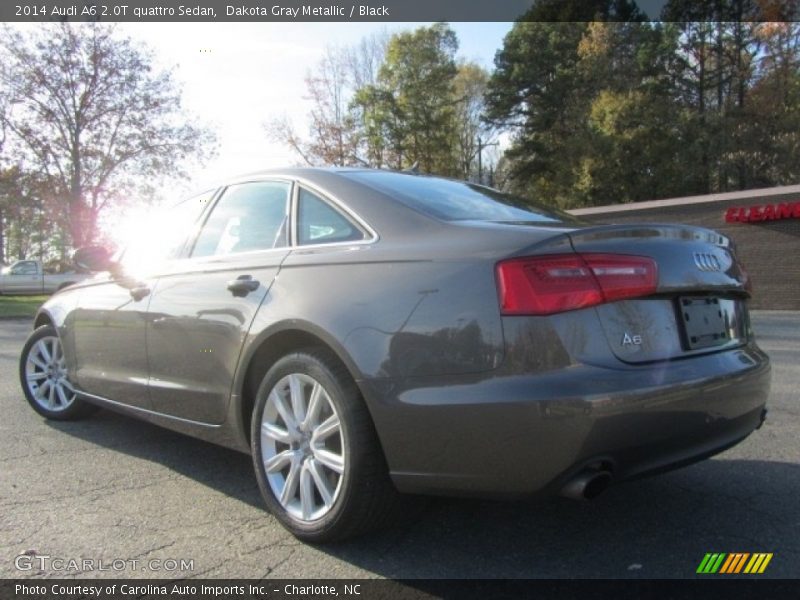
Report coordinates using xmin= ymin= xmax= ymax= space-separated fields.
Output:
xmin=344 ymin=171 xmax=577 ymax=224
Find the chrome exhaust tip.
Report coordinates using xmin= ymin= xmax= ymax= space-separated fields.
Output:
xmin=560 ymin=470 xmax=612 ymax=500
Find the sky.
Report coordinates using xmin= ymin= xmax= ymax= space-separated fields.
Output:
xmin=113 ymin=22 xmax=515 ymax=199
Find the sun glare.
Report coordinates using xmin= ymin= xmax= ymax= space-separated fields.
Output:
xmin=113 ymin=204 xmax=186 ymax=277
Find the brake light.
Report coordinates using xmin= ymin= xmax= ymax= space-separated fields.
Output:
xmin=496 ymin=253 xmax=658 ymax=315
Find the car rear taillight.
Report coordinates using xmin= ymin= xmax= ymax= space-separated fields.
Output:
xmin=496 ymin=253 xmax=658 ymax=315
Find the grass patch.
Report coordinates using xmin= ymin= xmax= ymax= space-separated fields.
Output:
xmin=0 ymin=295 xmax=48 ymax=318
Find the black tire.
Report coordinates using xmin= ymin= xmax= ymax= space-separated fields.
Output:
xmin=19 ymin=325 xmax=98 ymax=421
xmin=251 ymin=348 xmax=401 ymax=542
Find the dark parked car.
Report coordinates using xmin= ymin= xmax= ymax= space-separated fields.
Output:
xmin=19 ymin=168 xmax=770 ymax=541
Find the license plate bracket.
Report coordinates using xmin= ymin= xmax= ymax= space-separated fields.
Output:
xmin=679 ymin=296 xmax=730 ymax=350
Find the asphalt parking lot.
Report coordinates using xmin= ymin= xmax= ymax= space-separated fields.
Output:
xmin=1 ymin=312 xmax=798 ymax=580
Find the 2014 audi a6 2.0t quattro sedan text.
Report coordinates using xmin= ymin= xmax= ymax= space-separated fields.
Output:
xmin=19 ymin=168 xmax=771 ymax=541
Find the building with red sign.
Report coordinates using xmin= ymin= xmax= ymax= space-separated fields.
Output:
xmin=569 ymin=185 xmax=800 ymax=309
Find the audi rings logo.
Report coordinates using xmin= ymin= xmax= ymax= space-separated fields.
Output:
xmin=693 ymin=252 xmax=722 ymax=272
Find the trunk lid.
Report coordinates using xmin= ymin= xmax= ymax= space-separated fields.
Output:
xmin=564 ymin=224 xmax=750 ymax=364
xmin=564 ymin=223 xmax=748 ymax=294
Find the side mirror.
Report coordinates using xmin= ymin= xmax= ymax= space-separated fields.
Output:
xmin=73 ymin=246 xmax=114 ymax=273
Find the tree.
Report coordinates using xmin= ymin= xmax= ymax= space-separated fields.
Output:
xmin=267 ymin=34 xmax=389 ymax=168
xmin=486 ymin=15 xmax=800 ymax=207
xmin=574 ymin=23 xmax=687 ymax=204
xmin=663 ymin=2 xmax=769 ymax=191
xmin=745 ymin=22 xmax=800 ymax=185
xmin=351 ymin=84 xmax=401 ymax=168
xmin=0 ymin=23 xmax=216 ymax=249
xmin=453 ymin=63 xmax=495 ymax=181
xmin=270 ymin=24 xmax=476 ymax=177
xmin=266 ymin=45 xmax=359 ymax=167
xmin=485 ymin=22 xmax=590 ymax=206
xmin=0 ymin=166 xmax=63 ymax=264
xmin=519 ymin=0 xmax=644 ymax=21
xmin=376 ymin=23 xmax=460 ymax=174
xmin=345 ymin=31 xmax=389 ymax=91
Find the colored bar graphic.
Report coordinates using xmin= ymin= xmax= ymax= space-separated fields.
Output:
xmin=697 ymin=553 xmax=728 ymax=573
xmin=720 ymin=553 xmax=749 ymax=573
xmin=733 ymin=553 xmax=750 ymax=573
xmin=744 ymin=553 xmax=774 ymax=574
xmin=710 ymin=553 xmax=726 ymax=573
xmin=719 ymin=554 xmax=736 ymax=573
xmin=697 ymin=553 xmax=714 ymax=573
xmin=744 ymin=554 xmax=760 ymax=573
xmin=699 ymin=552 xmax=773 ymax=574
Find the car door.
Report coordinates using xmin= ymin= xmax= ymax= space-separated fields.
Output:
xmin=5 ymin=261 xmax=41 ymax=293
xmin=71 ymin=191 xmax=214 ymax=409
xmin=145 ymin=179 xmax=292 ymax=424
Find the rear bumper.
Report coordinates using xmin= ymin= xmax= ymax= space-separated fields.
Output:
xmin=362 ymin=342 xmax=771 ymax=497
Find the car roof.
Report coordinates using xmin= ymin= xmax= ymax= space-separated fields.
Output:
xmin=194 ymin=167 xmax=577 ymax=243
xmin=216 ymin=166 xmax=428 ymax=186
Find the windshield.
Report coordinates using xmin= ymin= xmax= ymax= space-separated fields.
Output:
xmin=344 ymin=171 xmax=579 ymax=224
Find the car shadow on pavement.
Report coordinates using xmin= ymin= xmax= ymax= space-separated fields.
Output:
xmin=321 ymin=459 xmax=800 ymax=579
xmin=47 ymin=410 xmax=799 ymax=578
xmin=45 ymin=409 xmax=264 ymax=510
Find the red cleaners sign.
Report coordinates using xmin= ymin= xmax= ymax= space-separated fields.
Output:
xmin=725 ymin=202 xmax=800 ymax=223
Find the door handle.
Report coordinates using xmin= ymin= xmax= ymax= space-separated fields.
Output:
xmin=227 ymin=275 xmax=260 ymax=297
xmin=130 ymin=286 xmax=150 ymax=301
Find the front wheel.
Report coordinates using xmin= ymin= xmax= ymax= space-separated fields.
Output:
xmin=251 ymin=349 xmax=400 ymax=542
xmin=19 ymin=325 xmax=97 ymax=420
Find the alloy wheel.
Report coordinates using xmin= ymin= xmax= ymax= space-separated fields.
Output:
xmin=24 ymin=335 xmax=76 ymax=412
xmin=260 ymin=373 xmax=346 ymax=522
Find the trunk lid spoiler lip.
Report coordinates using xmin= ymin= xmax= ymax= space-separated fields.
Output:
xmin=504 ymin=222 xmax=734 ymax=259
xmin=564 ymin=222 xmax=733 ymax=248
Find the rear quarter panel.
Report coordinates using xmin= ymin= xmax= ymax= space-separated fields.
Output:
xmin=249 ymin=241 xmax=506 ymax=380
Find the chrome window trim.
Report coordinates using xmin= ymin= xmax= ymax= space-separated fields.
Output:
xmin=185 ymin=178 xmax=294 ymax=259
xmin=290 ymin=178 xmax=379 ymax=248
xmin=110 ymin=174 xmax=381 ymax=281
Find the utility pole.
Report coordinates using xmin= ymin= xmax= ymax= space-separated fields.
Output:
xmin=477 ymin=136 xmax=498 ymax=185
xmin=0 ymin=207 xmax=5 ymax=265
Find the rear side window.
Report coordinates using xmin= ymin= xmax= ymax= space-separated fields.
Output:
xmin=192 ymin=181 xmax=290 ymax=257
xmin=344 ymin=171 xmax=578 ymax=224
xmin=297 ymin=188 xmax=365 ymax=245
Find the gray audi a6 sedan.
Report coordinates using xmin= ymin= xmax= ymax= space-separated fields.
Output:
xmin=19 ymin=168 xmax=770 ymax=541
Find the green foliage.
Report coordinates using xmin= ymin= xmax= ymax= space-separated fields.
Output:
xmin=486 ymin=20 xmax=800 ymax=208
xmin=275 ymin=24 xmax=495 ymax=180
xmin=485 ymin=22 xmax=590 ymax=207
xmin=519 ymin=0 xmax=645 ymax=22
xmin=365 ymin=23 xmax=460 ymax=174
xmin=0 ymin=295 xmax=48 ymax=318
xmin=0 ymin=167 xmax=66 ymax=263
